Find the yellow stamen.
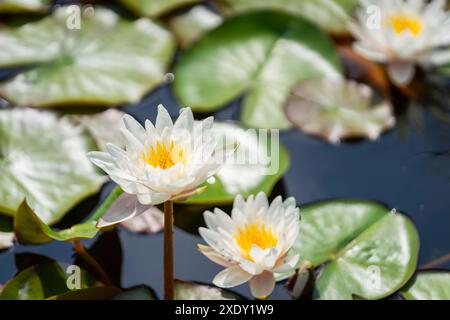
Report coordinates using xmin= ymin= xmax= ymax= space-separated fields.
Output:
xmin=234 ymin=223 xmax=278 ymax=261
xmin=142 ymin=141 xmax=186 ymax=169
xmin=388 ymin=14 xmax=423 ymax=37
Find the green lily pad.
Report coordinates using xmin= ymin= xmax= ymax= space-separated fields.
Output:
xmin=0 ymin=108 xmax=105 ymax=225
xmin=0 ymin=6 xmax=175 ymax=108
xmin=168 ymin=5 xmax=223 ymax=49
xmin=47 ymin=286 xmax=121 ymax=300
xmin=285 ymin=79 xmax=395 ymax=144
xmin=400 ymin=271 xmax=450 ymax=300
xmin=218 ymin=0 xmax=359 ymax=35
xmin=186 ymin=122 xmax=290 ymax=204
xmin=173 ymin=11 xmax=342 ymax=129
xmin=0 ymin=0 xmax=50 ymax=13
xmin=14 ymin=186 xmax=123 ymax=245
xmin=0 ymin=262 xmax=96 ymax=300
xmin=118 ymin=0 xmax=201 ymax=17
xmin=175 ymin=280 xmax=244 ymax=300
xmin=292 ymin=200 xmax=419 ymax=300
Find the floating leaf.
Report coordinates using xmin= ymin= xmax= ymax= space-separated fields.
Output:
xmin=174 ymin=12 xmax=342 ymax=129
xmin=186 ymin=122 xmax=290 ymax=204
xmin=13 ymin=186 xmax=123 ymax=245
xmin=175 ymin=280 xmax=244 ymax=300
xmin=69 ymin=109 xmax=125 ymax=152
xmin=285 ymin=79 xmax=395 ymax=143
xmin=218 ymin=0 xmax=359 ymax=34
xmin=292 ymin=201 xmax=419 ymax=300
xmin=0 ymin=262 xmax=96 ymax=300
xmin=47 ymin=286 xmax=121 ymax=300
xmin=168 ymin=5 xmax=223 ymax=49
xmin=0 ymin=108 xmax=105 ymax=225
xmin=0 ymin=0 xmax=50 ymax=13
xmin=112 ymin=286 xmax=158 ymax=300
xmin=118 ymin=0 xmax=201 ymax=17
xmin=400 ymin=271 xmax=450 ymax=300
xmin=0 ymin=7 xmax=175 ymax=107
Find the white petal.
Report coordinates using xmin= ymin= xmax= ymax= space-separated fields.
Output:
xmin=122 ymin=114 xmax=146 ymax=143
xmin=136 ymin=191 xmax=170 ymax=205
xmin=97 ymin=193 xmax=152 ymax=227
xmin=198 ymin=244 xmax=234 ymax=267
xmin=388 ymin=61 xmax=415 ymax=86
xmin=249 ymin=271 xmax=275 ymax=298
xmin=274 ymin=254 xmax=300 ymax=273
xmin=213 ymin=266 xmax=252 ymax=288
xmin=155 ymin=104 xmax=173 ymax=133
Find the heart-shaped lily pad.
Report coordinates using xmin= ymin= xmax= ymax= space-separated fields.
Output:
xmin=175 ymin=280 xmax=244 ymax=300
xmin=0 ymin=262 xmax=96 ymax=300
xmin=186 ymin=122 xmax=290 ymax=204
xmin=118 ymin=0 xmax=201 ymax=17
xmin=285 ymin=79 xmax=395 ymax=143
xmin=0 ymin=108 xmax=105 ymax=225
xmin=14 ymin=186 xmax=123 ymax=245
xmin=218 ymin=0 xmax=359 ymax=35
xmin=0 ymin=6 xmax=175 ymax=107
xmin=292 ymin=200 xmax=419 ymax=300
xmin=0 ymin=0 xmax=50 ymax=13
xmin=400 ymin=271 xmax=450 ymax=300
xmin=173 ymin=11 xmax=342 ymax=129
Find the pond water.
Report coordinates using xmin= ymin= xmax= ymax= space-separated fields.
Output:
xmin=0 ymin=82 xmax=449 ymax=300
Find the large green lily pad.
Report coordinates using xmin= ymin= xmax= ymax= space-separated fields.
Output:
xmin=174 ymin=11 xmax=342 ymax=129
xmin=218 ymin=0 xmax=359 ymax=34
xmin=292 ymin=201 xmax=419 ymax=300
xmin=0 ymin=262 xmax=96 ymax=300
xmin=14 ymin=186 xmax=123 ymax=245
xmin=400 ymin=271 xmax=450 ymax=300
xmin=0 ymin=0 xmax=50 ymax=13
xmin=186 ymin=122 xmax=290 ymax=204
xmin=0 ymin=6 xmax=175 ymax=108
xmin=0 ymin=108 xmax=105 ymax=225
xmin=118 ymin=0 xmax=201 ymax=17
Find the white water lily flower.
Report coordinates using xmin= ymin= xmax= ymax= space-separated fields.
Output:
xmin=88 ymin=105 xmax=232 ymax=224
xmin=350 ymin=0 xmax=450 ymax=85
xmin=198 ymin=193 xmax=300 ymax=298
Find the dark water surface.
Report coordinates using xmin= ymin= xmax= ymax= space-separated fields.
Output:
xmin=1 ymin=83 xmax=449 ymax=299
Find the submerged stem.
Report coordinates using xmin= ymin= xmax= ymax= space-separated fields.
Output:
xmin=72 ymin=240 xmax=113 ymax=287
xmin=164 ymin=200 xmax=175 ymax=300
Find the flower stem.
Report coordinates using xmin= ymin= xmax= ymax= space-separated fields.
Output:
xmin=72 ymin=240 xmax=113 ymax=287
xmin=163 ymin=200 xmax=175 ymax=300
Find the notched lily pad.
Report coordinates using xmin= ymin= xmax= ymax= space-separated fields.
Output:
xmin=400 ymin=271 xmax=450 ymax=300
xmin=0 ymin=262 xmax=96 ymax=300
xmin=186 ymin=122 xmax=290 ymax=204
xmin=118 ymin=0 xmax=201 ymax=17
xmin=0 ymin=108 xmax=105 ymax=225
xmin=174 ymin=11 xmax=342 ymax=129
xmin=285 ymin=79 xmax=395 ymax=143
xmin=175 ymin=280 xmax=244 ymax=300
xmin=291 ymin=200 xmax=419 ymax=300
xmin=168 ymin=5 xmax=223 ymax=49
xmin=0 ymin=7 xmax=175 ymax=107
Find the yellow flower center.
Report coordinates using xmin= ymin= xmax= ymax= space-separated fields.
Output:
xmin=388 ymin=14 xmax=423 ymax=37
xmin=234 ymin=223 xmax=278 ymax=261
xmin=142 ymin=141 xmax=186 ymax=169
